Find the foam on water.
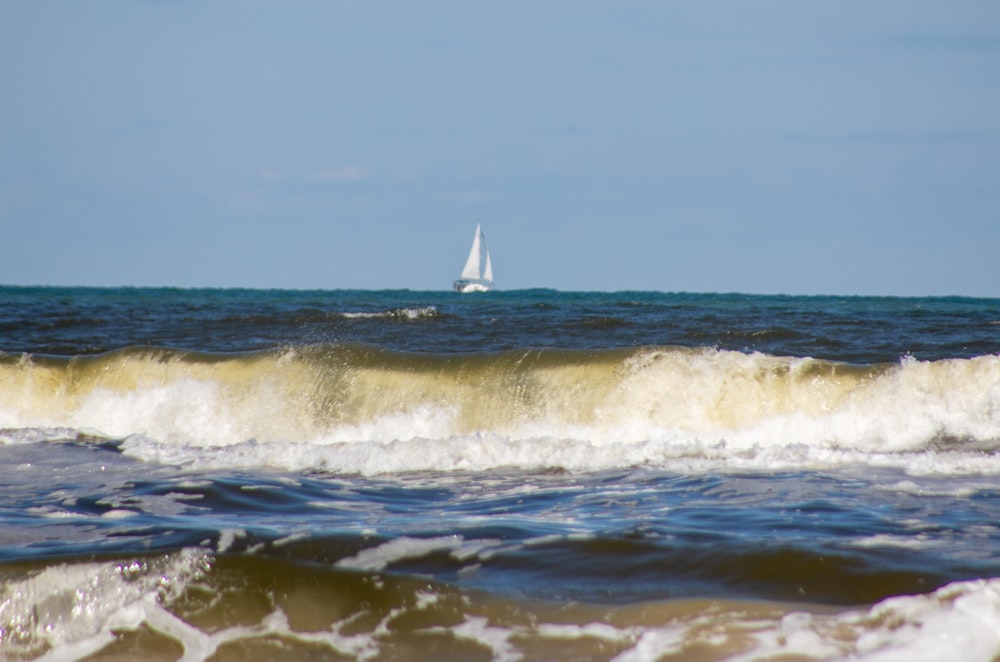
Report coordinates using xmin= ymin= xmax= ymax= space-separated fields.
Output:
xmin=338 ymin=305 xmax=440 ymax=320
xmin=334 ymin=535 xmax=503 ymax=571
xmin=2 ymin=346 xmax=999 ymax=475
xmin=0 ymin=549 xmax=211 ymax=660
xmin=4 ymin=549 xmax=1000 ymax=661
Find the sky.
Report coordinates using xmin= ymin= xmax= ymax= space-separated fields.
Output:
xmin=1 ymin=1 xmax=998 ymax=296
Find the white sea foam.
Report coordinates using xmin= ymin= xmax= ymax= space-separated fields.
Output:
xmin=0 ymin=549 xmax=211 ymax=660
xmin=448 ymin=615 xmax=520 ymax=661
xmin=730 ymin=578 xmax=1000 ymax=662
xmin=216 ymin=528 xmax=245 ymax=554
xmin=5 ymin=551 xmax=999 ymax=661
xmin=845 ymin=533 xmax=941 ymax=550
xmin=537 ymin=621 xmax=633 ymax=642
xmin=116 ymin=431 xmax=1000 ymax=478
xmin=3 ymin=349 xmax=999 ymax=476
xmin=334 ymin=535 xmax=502 ymax=571
xmin=339 ymin=306 xmax=439 ymax=320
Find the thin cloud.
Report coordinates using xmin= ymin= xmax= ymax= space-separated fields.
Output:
xmin=309 ymin=165 xmax=371 ymax=182
xmin=257 ymin=168 xmax=282 ymax=182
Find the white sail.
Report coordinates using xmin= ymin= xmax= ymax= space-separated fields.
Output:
xmin=483 ymin=248 xmax=493 ymax=283
xmin=460 ymin=224 xmax=483 ymax=280
xmin=454 ymin=223 xmax=495 ymax=292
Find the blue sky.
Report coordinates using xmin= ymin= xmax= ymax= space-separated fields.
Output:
xmin=2 ymin=1 xmax=998 ymax=295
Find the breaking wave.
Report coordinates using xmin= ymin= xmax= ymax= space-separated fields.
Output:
xmin=2 ymin=345 xmax=999 ymax=475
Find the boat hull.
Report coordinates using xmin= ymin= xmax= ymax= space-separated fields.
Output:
xmin=454 ymin=280 xmax=494 ymax=293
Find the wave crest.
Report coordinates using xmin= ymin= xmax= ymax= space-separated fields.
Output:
xmin=2 ymin=346 xmax=999 ymax=474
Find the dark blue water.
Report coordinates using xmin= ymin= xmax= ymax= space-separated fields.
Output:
xmin=2 ymin=287 xmax=996 ymax=361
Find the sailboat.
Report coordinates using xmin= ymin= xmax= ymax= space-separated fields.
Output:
xmin=453 ymin=223 xmax=495 ymax=293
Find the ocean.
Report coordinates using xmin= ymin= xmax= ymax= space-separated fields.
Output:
xmin=2 ymin=286 xmax=999 ymax=661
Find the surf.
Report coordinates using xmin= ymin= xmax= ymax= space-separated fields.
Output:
xmin=4 ymin=547 xmax=1000 ymax=662
xmin=2 ymin=345 xmax=999 ymax=475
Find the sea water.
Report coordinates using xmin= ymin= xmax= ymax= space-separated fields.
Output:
xmin=1 ymin=287 xmax=999 ymax=661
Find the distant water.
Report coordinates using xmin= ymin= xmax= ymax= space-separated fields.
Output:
xmin=2 ymin=286 xmax=1000 ymax=661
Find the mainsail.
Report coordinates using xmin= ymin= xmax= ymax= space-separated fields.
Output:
xmin=460 ymin=225 xmax=483 ymax=280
